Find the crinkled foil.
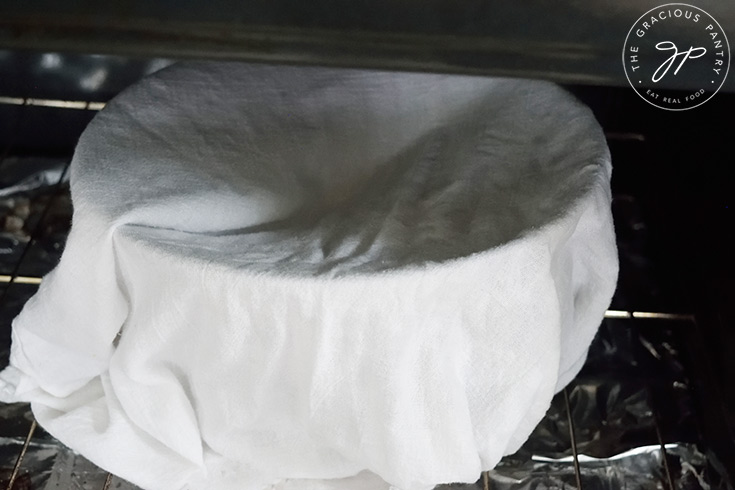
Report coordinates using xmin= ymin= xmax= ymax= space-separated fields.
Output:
xmin=0 ymin=156 xmax=71 ymax=277
xmin=0 ymin=434 xmax=139 ymax=490
xmin=440 ymin=316 xmax=732 ymax=490
xmin=487 ymin=443 xmax=722 ymax=490
xmin=0 ymin=437 xmax=58 ymax=490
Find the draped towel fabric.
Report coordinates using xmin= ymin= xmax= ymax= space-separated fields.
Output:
xmin=0 ymin=62 xmax=618 ymax=490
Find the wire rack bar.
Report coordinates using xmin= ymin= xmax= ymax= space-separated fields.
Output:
xmin=631 ymin=311 xmax=695 ymax=321
xmin=481 ymin=470 xmax=490 ymax=490
xmin=563 ymin=387 xmax=583 ymax=490
xmin=101 ymin=473 xmax=114 ymax=490
xmin=603 ymin=310 xmax=631 ymax=318
xmin=0 ymin=275 xmax=42 ymax=285
xmin=649 ymin=388 xmax=676 ymax=490
xmin=604 ymin=310 xmax=695 ymax=322
xmin=5 ymin=419 xmax=37 ymax=490
xmin=604 ymin=132 xmax=646 ymax=142
xmin=0 ymin=96 xmax=105 ymax=111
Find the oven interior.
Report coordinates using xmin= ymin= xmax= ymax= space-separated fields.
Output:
xmin=0 ymin=37 xmax=732 ymax=490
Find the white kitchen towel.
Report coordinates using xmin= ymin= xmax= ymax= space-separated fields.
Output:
xmin=0 ymin=62 xmax=617 ymax=490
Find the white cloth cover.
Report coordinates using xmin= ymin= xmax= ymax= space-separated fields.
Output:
xmin=0 ymin=62 xmax=618 ymax=490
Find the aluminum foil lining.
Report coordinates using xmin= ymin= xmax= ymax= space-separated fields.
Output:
xmin=487 ymin=444 xmax=724 ymax=490
xmin=0 ymin=436 xmax=141 ymax=490
xmin=0 ymin=438 xmax=726 ymax=490
xmin=0 ymin=156 xmax=71 ymax=277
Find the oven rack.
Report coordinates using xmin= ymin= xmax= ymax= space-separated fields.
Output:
xmin=0 ymin=93 xmax=732 ymax=490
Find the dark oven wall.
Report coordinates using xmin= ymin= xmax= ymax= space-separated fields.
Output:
xmin=569 ymin=84 xmax=735 ymax=464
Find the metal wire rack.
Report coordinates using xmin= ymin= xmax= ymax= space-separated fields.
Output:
xmin=0 ymin=94 xmax=732 ymax=490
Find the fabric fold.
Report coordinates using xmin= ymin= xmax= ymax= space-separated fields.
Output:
xmin=0 ymin=62 xmax=618 ymax=490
